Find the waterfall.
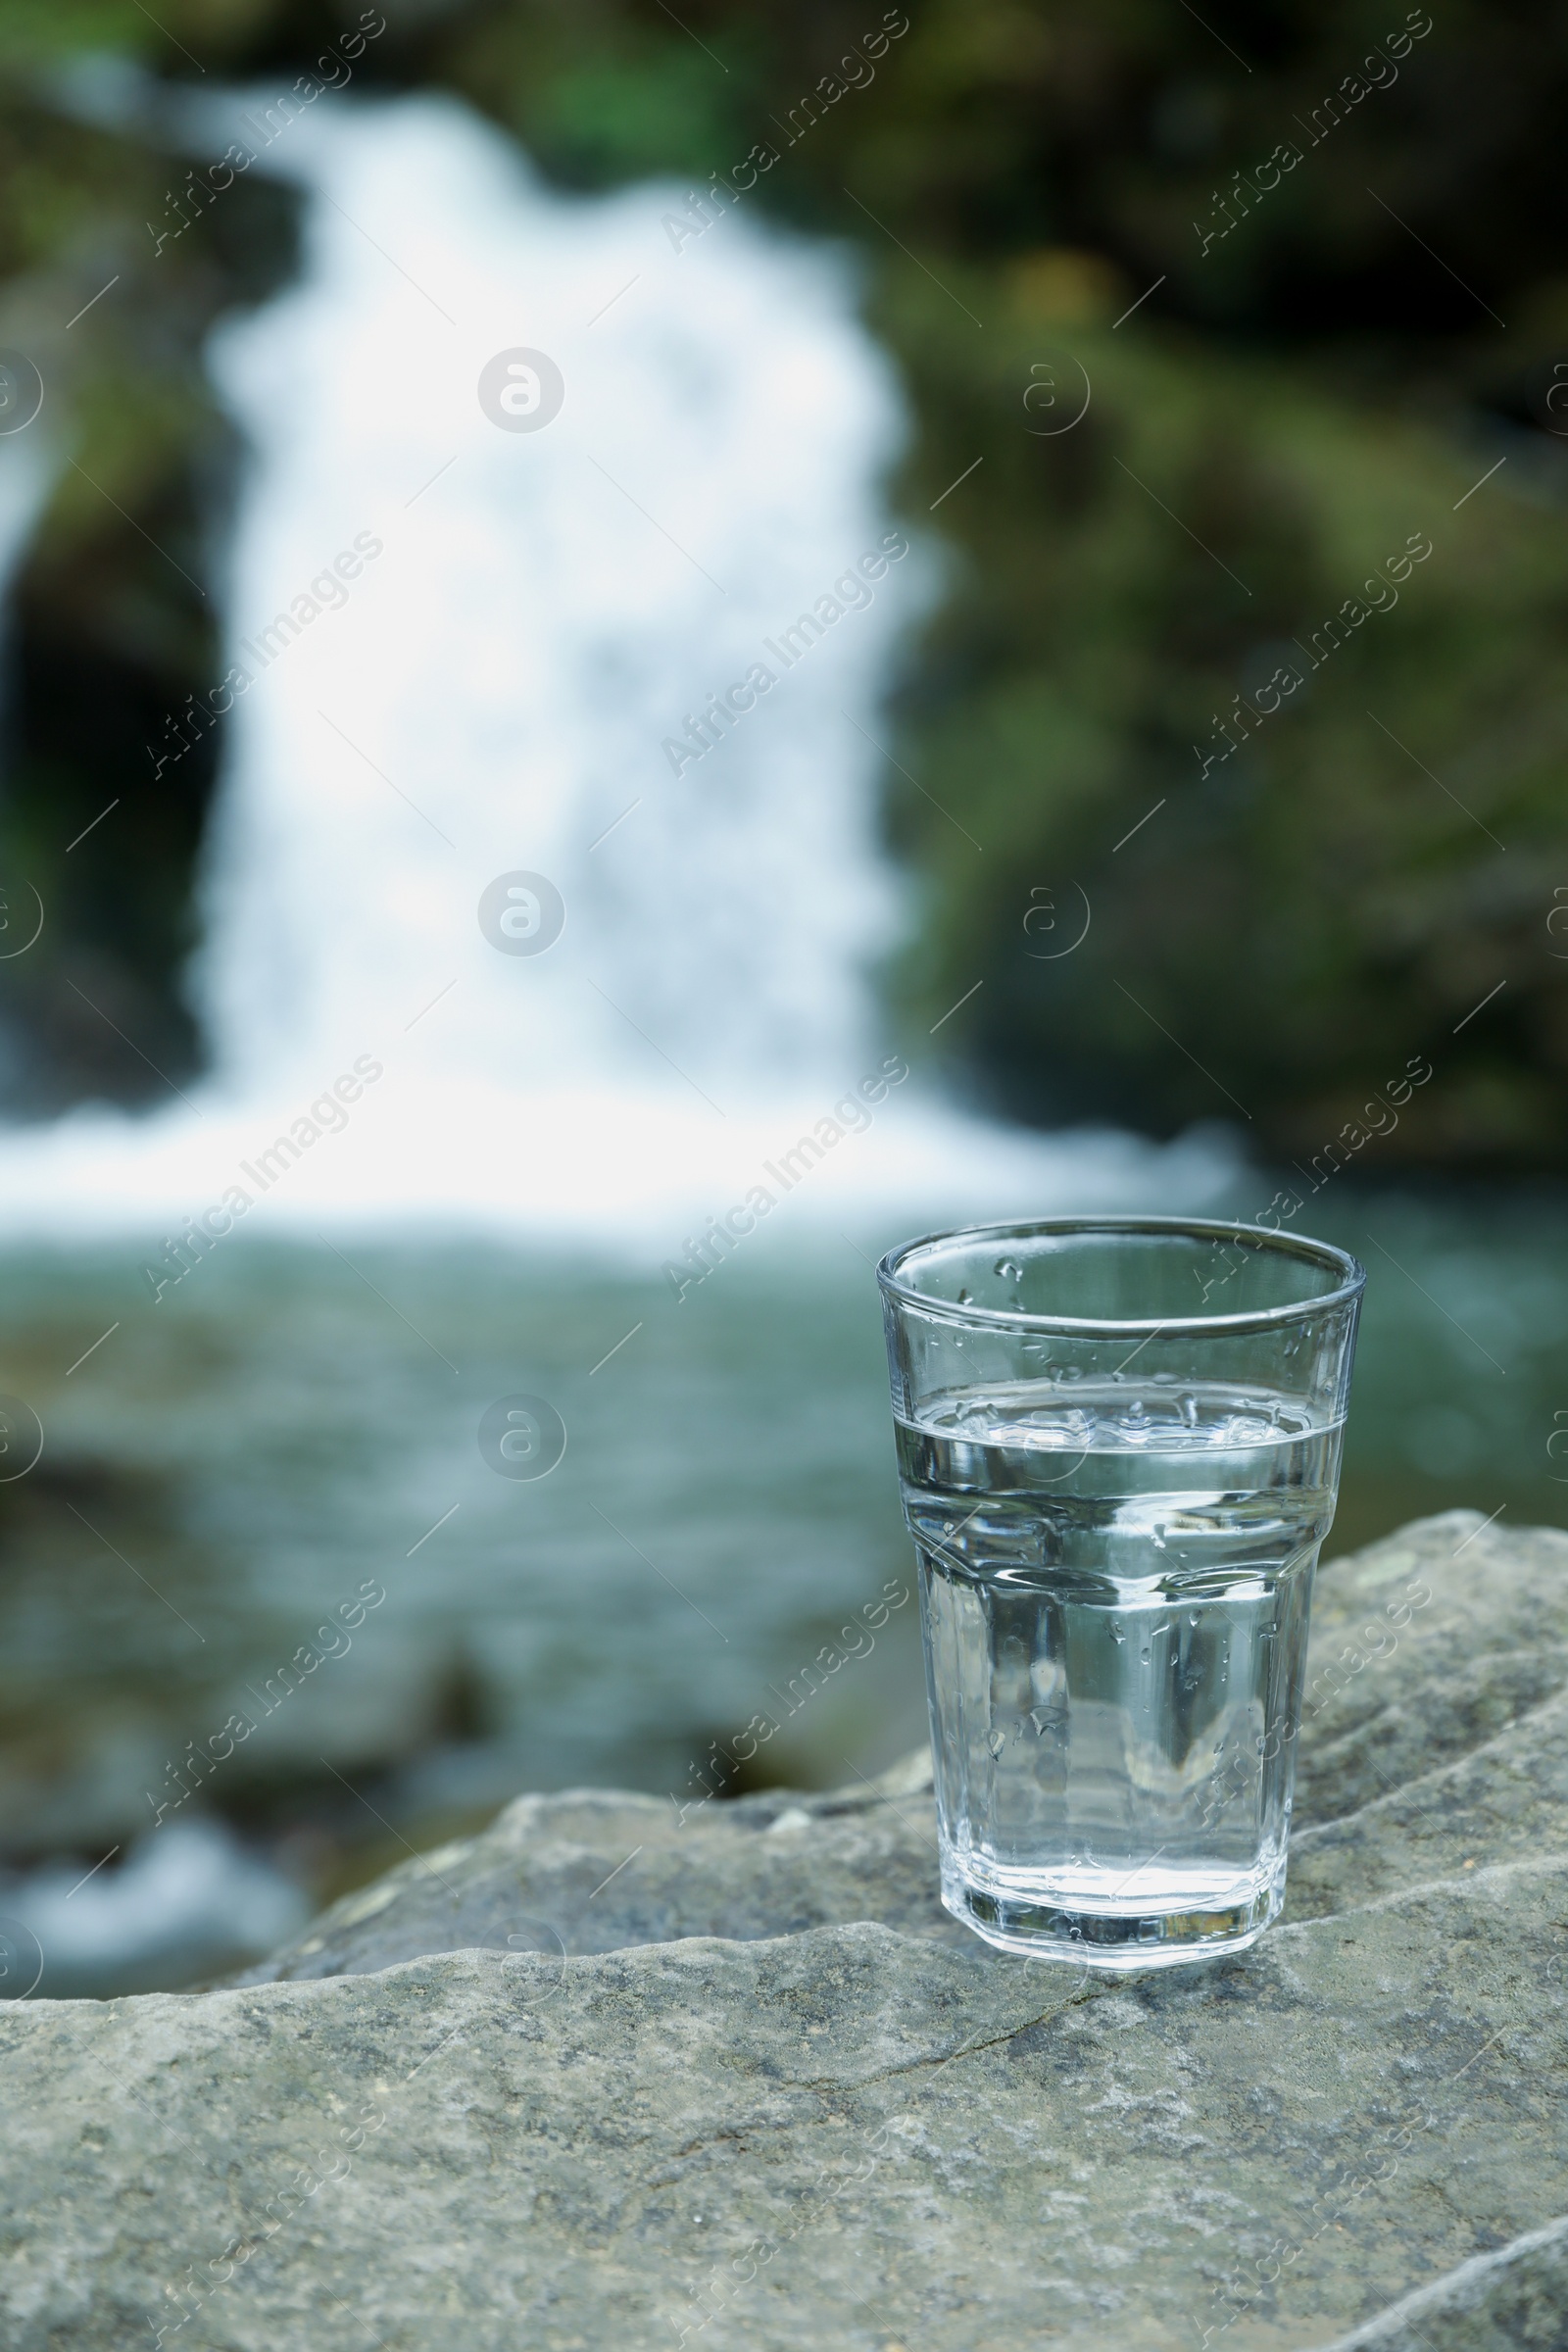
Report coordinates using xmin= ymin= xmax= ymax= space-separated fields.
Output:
xmin=194 ymin=95 xmax=912 ymax=1109
xmin=0 ymin=93 xmax=1230 ymax=1237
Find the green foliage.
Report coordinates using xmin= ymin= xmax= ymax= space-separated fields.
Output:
xmin=871 ymin=259 xmax=1568 ymax=1161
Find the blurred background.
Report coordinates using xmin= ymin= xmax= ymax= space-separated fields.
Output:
xmin=0 ymin=0 xmax=1564 ymax=1994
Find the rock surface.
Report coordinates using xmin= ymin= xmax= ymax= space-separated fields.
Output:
xmin=3 ymin=1510 xmax=1566 ymax=2351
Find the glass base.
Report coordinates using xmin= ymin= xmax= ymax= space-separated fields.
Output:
xmin=942 ymin=1858 xmax=1287 ymax=1971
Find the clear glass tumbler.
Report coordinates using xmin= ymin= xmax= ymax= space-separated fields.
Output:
xmin=878 ymin=1216 xmax=1364 ymax=1968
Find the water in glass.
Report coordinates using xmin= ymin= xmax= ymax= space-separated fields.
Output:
xmin=897 ymin=1376 xmax=1341 ymax=1964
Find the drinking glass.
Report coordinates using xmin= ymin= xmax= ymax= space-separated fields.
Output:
xmin=877 ymin=1216 xmax=1364 ymax=1968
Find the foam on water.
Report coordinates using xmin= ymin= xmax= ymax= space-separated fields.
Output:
xmin=0 ymin=1818 xmax=307 ymax=1996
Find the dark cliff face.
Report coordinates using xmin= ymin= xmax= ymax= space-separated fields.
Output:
xmin=0 ymin=94 xmax=298 ymax=1108
xmin=3 ymin=0 xmax=1567 ymax=1162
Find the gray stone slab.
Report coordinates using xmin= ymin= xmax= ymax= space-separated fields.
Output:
xmin=3 ymin=1510 xmax=1565 ymax=2351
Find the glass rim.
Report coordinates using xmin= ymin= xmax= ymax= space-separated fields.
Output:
xmin=876 ymin=1214 xmax=1366 ymax=1339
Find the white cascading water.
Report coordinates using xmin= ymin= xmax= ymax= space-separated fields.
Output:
xmin=196 ymin=95 xmax=909 ymax=1108
xmin=0 ymin=94 xmax=1229 ymax=1240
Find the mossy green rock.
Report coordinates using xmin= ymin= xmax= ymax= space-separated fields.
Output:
xmin=3 ymin=1511 xmax=1565 ymax=2350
